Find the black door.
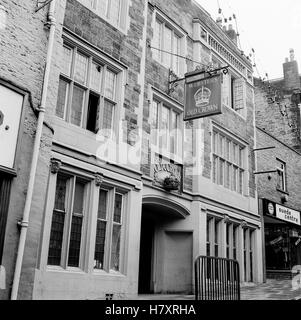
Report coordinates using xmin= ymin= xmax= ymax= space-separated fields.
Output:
xmin=138 ymin=216 xmax=154 ymax=293
xmin=0 ymin=174 xmax=12 ymax=265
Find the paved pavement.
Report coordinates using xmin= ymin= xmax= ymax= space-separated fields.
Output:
xmin=135 ymin=279 xmax=301 ymax=300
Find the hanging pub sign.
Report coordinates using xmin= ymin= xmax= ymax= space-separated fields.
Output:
xmin=184 ymin=71 xmax=222 ymax=121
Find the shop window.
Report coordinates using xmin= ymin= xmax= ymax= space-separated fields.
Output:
xmin=94 ymin=189 xmax=124 ymax=272
xmin=152 ymin=12 xmax=186 ymax=76
xmin=48 ymin=173 xmax=88 ymax=268
xmin=276 ymin=159 xmax=286 ymax=192
xmin=56 ymin=40 xmax=123 ymax=138
xmin=212 ymin=128 xmax=246 ymax=195
xmin=78 ymin=0 xmax=129 ymax=32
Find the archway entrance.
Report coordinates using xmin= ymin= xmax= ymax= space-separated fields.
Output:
xmin=138 ymin=197 xmax=192 ymax=294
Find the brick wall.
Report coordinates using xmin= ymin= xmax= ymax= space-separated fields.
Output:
xmin=0 ymin=0 xmax=59 ymax=299
xmin=141 ymin=0 xmax=256 ymax=197
xmin=256 ymin=128 xmax=301 ymax=211
xmin=255 ymin=79 xmax=301 ymax=152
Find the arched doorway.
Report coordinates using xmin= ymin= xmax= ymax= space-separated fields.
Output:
xmin=138 ymin=196 xmax=192 ymax=294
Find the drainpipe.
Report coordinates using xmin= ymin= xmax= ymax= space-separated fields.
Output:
xmin=10 ymin=0 xmax=56 ymax=300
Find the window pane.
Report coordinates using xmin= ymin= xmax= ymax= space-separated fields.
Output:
xmin=110 ymin=0 xmax=120 ymax=25
xmin=68 ymin=180 xmax=85 ymax=267
xmin=172 ymin=33 xmax=180 ymax=74
xmin=151 ymin=101 xmax=159 ymax=145
xmin=219 ymin=159 xmax=224 ymax=185
xmin=74 ymin=52 xmax=88 ymax=85
xmin=48 ymin=210 xmax=65 ymax=266
xmin=54 ymin=175 xmax=67 ymax=211
xmin=71 ymin=86 xmax=85 ymax=126
xmin=94 ymin=220 xmax=106 ymax=269
xmin=160 ymin=106 xmax=169 ymax=150
xmin=225 ymin=162 xmax=230 ymax=189
xmin=48 ymin=175 xmax=68 ymax=266
xmin=90 ymin=62 xmax=102 ymax=92
xmin=213 ymin=155 xmax=218 ymax=183
xmin=62 ymin=46 xmax=72 ymax=76
xmin=213 ymin=132 xmax=217 ymax=154
xmin=114 ymin=193 xmax=123 ymax=223
xmin=170 ymin=111 xmax=178 ymax=154
xmin=56 ymin=78 xmax=68 ymax=119
xmin=239 ymin=169 xmax=244 ymax=194
xmin=153 ymin=20 xmax=161 ymax=61
xmin=110 ymin=224 xmax=121 ymax=271
xmin=239 ymin=147 xmax=244 ymax=167
xmin=68 ymin=214 xmax=83 ymax=267
xmin=104 ymin=70 xmax=116 ymax=100
xmin=102 ymin=100 xmax=114 ymax=131
xmin=232 ymin=166 xmax=237 ymax=191
xmin=98 ymin=0 xmax=108 ymax=16
xmin=163 ymin=26 xmax=172 ymax=67
xmin=98 ymin=190 xmax=107 ymax=220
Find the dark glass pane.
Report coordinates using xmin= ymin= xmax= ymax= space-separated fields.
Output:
xmin=71 ymin=86 xmax=84 ymax=126
xmin=94 ymin=220 xmax=106 ymax=269
xmin=54 ymin=175 xmax=67 ymax=211
xmin=48 ymin=210 xmax=65 ymax=266
xmin=113 ymin=194 xmax=122 ymax=223
xmin=73 ymin=180 xmax=85 ymax=214
xmin=86 ymin=93 xmax=99 ymax=132
xmin=68 ymin=215 xmax=83 ymax=267
xmin=56 ymin=78 xmax=68 ymax=119
xmin=98 ymin=190 xmax=107 ymax=220
xmin=110 ymin=224 xmax=121 ymax=271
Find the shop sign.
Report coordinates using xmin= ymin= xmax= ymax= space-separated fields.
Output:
xmin=153 ymin=163 xmax=182 ymax=191
xmin=276 ymin=204 xmax=301 ymax=226
xmin=184 ymin=73 xmax=222 ymax=121
xmin=0 ymin=84 xmax=23 ymax=169
xmin=263 ymin=199 xmax=301 ymax=226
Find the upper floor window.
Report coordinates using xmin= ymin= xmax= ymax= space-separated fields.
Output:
xmin=276 ymin=159 xmax=286 ymax=191
xmin=78 ymin=0 xmax=128 ymax=31
xmin=152 ymin=13 xmax=186 ymax=76
xmin=56 ymin=41 xmax=124 ymax=137
xmin=150 ymin=92 xmax=183 ymax=161
xmin=212 ymin=128 xmax=247 ymax=195
xmin=222 ymin=72 xmax=247 ymax=117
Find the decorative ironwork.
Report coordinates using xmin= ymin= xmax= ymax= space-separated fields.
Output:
xmin=168 ymin=69 xmax=179 ymax=95
xmin=35 ymin=0 xmax=54 ymax=12
xmin=50 ymin=158 xmax=61 ymax=174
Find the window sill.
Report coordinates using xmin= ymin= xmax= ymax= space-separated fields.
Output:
xmin=223 ymin=104 xmax=246 ymax=120
xmin=93 ymin=269 xmax=126 ymax=277
xmin=276 ymin=188 xmax=289 ymax=195
xmin=46 ymin=266 xmax=86 ymax=274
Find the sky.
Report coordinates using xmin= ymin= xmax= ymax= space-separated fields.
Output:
xmin=195 ymin=0 xmax=301 ymax=80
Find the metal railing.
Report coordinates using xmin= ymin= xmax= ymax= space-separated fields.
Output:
xmin=195 ymin=255 xmax=240 ymax=300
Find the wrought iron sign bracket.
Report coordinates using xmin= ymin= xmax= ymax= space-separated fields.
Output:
xmin=35 ymin=0 xmax=54 ymax=12
xmin=168 ymin=65 xmax=230 ymax=94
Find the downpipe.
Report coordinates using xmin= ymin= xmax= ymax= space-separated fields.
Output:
xmin=10 ymin=0 xmax=56 ymax=300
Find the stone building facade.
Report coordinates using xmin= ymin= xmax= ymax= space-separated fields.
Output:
xmin=255 ymin=50 xmax=301 ymax=279
xmin=1 ymin=0 xmax=263 ymax=300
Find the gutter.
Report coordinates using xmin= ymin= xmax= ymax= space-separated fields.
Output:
xmin=10 ymin=0 xmax=56 ymax=300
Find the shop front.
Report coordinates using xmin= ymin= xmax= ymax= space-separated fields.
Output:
xmin=262 ymin=199 xmax=301 ymax=278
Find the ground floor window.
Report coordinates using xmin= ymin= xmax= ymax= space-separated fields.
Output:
xmin=47 ymin=169 xmax=127 ymax=273
xmin=243 ymin=228 xmax=254 ymax=282
xmin=265 ymin=223 xmax=301 ymax=271
xmin=206 ymin=216 xmax=221 ymax=257
xmin=226 ymin=222 xmax=238 ymax=260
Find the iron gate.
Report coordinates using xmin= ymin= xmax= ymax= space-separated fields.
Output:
xmin=194 ymin=255 xmax=240 ymax=300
